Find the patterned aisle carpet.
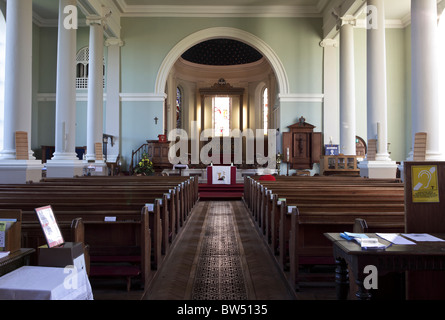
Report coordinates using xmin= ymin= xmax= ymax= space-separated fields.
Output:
xmin=191 ymin=201 xmax=249 ymax=300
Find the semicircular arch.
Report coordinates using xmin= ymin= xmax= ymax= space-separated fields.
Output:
xmin=155 ymin=27 xmax=289 ymax=96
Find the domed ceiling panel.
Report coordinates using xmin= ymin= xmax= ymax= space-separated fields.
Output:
xmin=181 ymin=39 xmax=263 ymax=66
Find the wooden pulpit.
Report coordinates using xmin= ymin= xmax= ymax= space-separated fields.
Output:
xmin=282 ymin=117 xmax=322 ymax=170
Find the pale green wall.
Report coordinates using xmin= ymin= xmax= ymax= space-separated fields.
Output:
xmin=29 ymin=16 xmax=412 ymax=169
xmin=120 ymin=17 xmax=324 ymax=94
xmin=119 ymin=17 xmax=324 ymax=168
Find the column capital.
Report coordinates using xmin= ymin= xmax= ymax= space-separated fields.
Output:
xmin=320 ymin=38 xmax=338 ymax=48
xmin=86 ymin=15 xmax=105 ymax=27
xmin=336 ymin=15 xmax=357 ymax=30
xmin=105 ymin=37 xmax=125 ymax=47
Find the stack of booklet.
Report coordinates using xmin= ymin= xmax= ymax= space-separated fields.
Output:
xmin=340 ymin=232 xmax=388 ymax=250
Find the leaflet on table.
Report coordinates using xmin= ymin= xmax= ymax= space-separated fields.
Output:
xmin=376 ymin=233 xmax=416 ymax=245
xmin=402 ymin=233 xmax=445 ymax=242
xmin=340 ymin=232 xmax=388 ymax=250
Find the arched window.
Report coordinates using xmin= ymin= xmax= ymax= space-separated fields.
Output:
xmin=176 ymin=87 xmax=182 ymax=129
xmin=213 ymin=96 xmax=231 ymax=137
xmin=76 ymin=47 xmax=105 ymax=89
xmin=263 ymin=88 xmax=269 ymax=135
xmin=0 ymin=11 xmax=6 ymax=150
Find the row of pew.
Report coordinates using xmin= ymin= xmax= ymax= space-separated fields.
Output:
xmin=0 ymin=175 xmax=199 ymax=292
xmin=243 ymin=175 xmax=406 ymax=290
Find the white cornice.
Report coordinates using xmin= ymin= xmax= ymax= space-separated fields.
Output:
xmin=278 ymin=93 xmax=324 ymax=103
xmin=37 ymin=92 xmax=107 ymax=102
xmin=119 ymin=5 xmax=323 ymax=18
xmin=113 ymin=0 xmax=328 ymax=18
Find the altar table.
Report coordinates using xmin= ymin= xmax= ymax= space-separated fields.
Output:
xmin=0 ymin=265 xmax=93 ymax=300
xmin=207 ymin=166 xmax=236 ymax=185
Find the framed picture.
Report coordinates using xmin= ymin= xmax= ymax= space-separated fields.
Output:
xmin=35 ymin=205 xmax=64 ymax=248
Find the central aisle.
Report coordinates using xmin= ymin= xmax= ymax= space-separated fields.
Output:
xmin=143 ymin=200 xmax=296 ymax=300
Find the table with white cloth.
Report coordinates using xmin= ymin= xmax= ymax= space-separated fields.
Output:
xmin=207 ymin=166 xmax=236 ymax=185
xmin=0 ymin=265 xmax=93 ymax=300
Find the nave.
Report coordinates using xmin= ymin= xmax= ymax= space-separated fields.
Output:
xmin=142 ymin=200 xmax=333 ymax=301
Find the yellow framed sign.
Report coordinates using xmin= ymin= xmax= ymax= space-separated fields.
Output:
xmin=411 ymin=165 xmax=439 ymax=203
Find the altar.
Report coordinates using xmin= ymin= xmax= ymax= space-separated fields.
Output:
xmin=207 ymin=165 xmax=237 ymax=185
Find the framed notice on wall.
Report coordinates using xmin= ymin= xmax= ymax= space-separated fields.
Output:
xmin=411 ymin=165 xmax=439 ymax=203
xmin=35 ymin=206 xmax=65 ymax=248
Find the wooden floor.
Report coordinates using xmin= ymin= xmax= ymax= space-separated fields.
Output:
xmin=90 ymin=200 xmax=336 ymax=301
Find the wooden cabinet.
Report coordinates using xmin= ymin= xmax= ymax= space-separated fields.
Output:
xmin=282 ymin=118 xmax=322 ymax=170
xmin=146 ymin=140 xmax=170 ymax=171
xmin=319 ymin=155 xmax=360 ymax=176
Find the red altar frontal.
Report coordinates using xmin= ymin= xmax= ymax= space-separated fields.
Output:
xmin=207 ymin=166 xmax=237 ymax=185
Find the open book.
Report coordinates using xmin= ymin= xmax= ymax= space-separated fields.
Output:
xmin=340 ymin=232 xmax=388 ymax=250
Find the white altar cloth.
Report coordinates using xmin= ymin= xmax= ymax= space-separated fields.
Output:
xmin=211 ymin=166 xmax=232 ymax=185
xmin=0 ymin=265 xmax=93 ymax=300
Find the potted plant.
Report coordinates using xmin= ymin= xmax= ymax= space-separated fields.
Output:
xmin=134 ymin=153 xmax=155 ymax=176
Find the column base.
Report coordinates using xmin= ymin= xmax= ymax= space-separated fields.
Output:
xmin=83 ymin=160 xmax=108 ymax=176
xmin=358 ymin=160 xmax=398 ymax=179
xmin=45 ymin=159 xmax=86 ymax=178
xmin=0 ymin=160 xmax=44 ymax=184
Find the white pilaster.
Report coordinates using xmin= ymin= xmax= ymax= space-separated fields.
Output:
xmin=410 ymin=0 xmax=442 ymax=160
xmin=0 ymin=0 xmax=43 ymax=183
xmin=358 ymin=0 xmax=397 ymax=179
xmin=46 ymin=0 xmax=85 ymax=178
xmin=86 ymin=16 xmax=105 ymax=162
xmin=104 ymin=37 xmax=123 ymax=163
xmin=338 ymin=17 xmax=357 ymax=156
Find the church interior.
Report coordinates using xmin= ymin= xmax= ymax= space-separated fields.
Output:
xmin=0 ymin=0 xmax=445 ymax=307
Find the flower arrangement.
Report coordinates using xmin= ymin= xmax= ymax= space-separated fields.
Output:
xmin=134 ymin=153 xmax=154 ymax=175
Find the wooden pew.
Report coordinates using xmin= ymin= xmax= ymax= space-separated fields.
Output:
xmin=243 ymin=176 xmax=406 ymax=290
xmin=0 ymin=176 xmax=198 ymax=292
xmin=71 ymin=209 xmax=150 ymax=292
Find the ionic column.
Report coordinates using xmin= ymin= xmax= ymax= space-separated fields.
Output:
xmin=320 ymin=38 xmax=339 ymax=146
xmin=358 ymin=0 xmax=397 ymax=179
xmin=367 ymin=0 xmax=391 ymax=161
xmin=339 ymin=16 xmax=357 ymax=156
xmin=104 ymin=37 xmax=124 ymax=163
xmin=410 ymin=0 xmax=442 ymax=160
xmin=0 ymin=0 xmax=33 ymax=160
xmin=52 ymin=0 xmax=78 ymax=161
xmin=86 ymin=16 xmax=105 ymax=161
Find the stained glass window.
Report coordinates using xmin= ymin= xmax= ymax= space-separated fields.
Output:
xmin=263 ymin=88 xmax=269 ymax=135
xmin=213 ymin=96 xmax=231 ymax=137
xmin=176 ymin=87 xmax=182 ymax=129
